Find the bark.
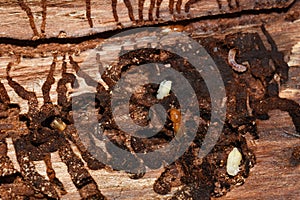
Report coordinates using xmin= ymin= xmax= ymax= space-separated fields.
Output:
xmin=0 ymin=0 xmax=300 ymax=199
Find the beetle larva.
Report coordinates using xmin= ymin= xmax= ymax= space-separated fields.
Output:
xmin=156 ymin=80 xmax=172 ymax=100
xmin=226 ymin=147 xmax=242 ymax=176
xmin=228 ymin=48 xmax=248 ymax=72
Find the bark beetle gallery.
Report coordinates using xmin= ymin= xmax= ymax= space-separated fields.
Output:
xmin=112 ymin=0 xmax=240 ymax=22
xmin=1 ymin=22 xmax=300 ymax=199
xmin=1 ymin=55 xmax=107 ymax=199
xmin=16 ymin=0 xmax=241 ymax=37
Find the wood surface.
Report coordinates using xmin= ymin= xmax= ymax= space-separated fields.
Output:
xmin=0 ymin=0 xmax=300 ymax=199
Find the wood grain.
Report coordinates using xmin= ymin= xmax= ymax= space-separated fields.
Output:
xmin=0 ymin=0 xmax=295 ymax=39
xmin=0 ymin=0 xmax=300 ymax=199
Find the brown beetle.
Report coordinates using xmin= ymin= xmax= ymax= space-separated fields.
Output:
xmin=169 ymin=108 xmax=181 ymax=133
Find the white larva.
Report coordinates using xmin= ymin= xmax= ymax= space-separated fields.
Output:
xmin=228 ymin=48 xmax=248 ymax=72
xmin=156 ymin=80 xmax=172 ymax=100
xmin=226 ymin=147 xmax=242 ymax=176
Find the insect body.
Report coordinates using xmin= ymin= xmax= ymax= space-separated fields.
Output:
xmin=156 ymin=80 xmax=172 ymax=99
xmin=169 ymin=108 xmax=181 ymax=133
xmin=226 ymin=147 xmax=242 ymax=176
xmin=228 ymin=48 xmax=248 ymax=72
xmin=50 ymin=118 xmax=67 ymax=132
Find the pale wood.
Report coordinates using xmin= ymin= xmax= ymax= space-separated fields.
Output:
xmin=0 ymin=0 xmax=300 ymax=199
xmin=0 ymin=0 xmax=295 ymax=39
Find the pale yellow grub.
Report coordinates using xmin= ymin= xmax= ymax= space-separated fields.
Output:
xmin=156 ymin=80 xmax=172 ymax=100
xmin=50 ymin=118 xmax=67 ymax=131
xmin=226 ymin=147 xmax=242 ymax=176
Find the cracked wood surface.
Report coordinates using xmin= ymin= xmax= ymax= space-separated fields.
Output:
xmin=0 ymin=0 xmax=300 ymax=199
